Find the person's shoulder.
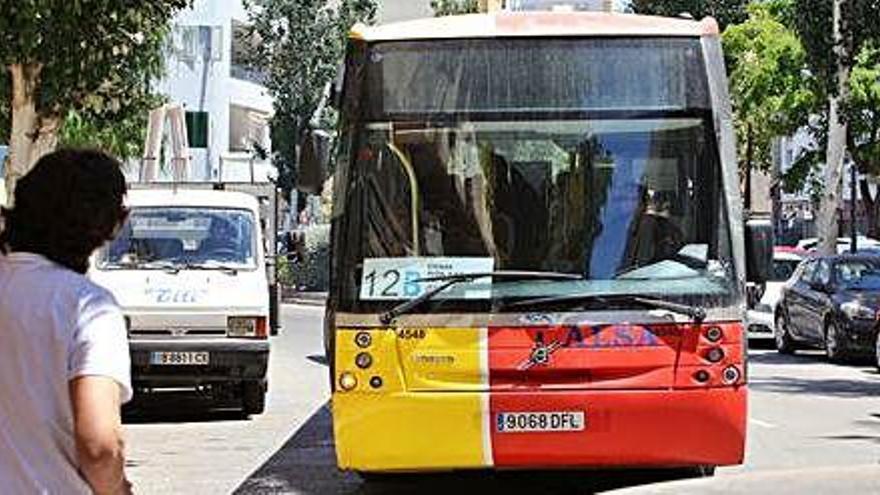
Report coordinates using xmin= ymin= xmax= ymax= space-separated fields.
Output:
xmin=75 ymin=276 xmax=119 ymax=308
xmin=44 ymin=267 xmax=119 ymax=311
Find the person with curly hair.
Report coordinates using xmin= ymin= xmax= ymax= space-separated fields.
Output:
xmin=0 ymin=149 xmax=133 ymax=494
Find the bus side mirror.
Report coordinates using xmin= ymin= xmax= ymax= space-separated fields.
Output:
xmin=746 ymin=217 xmax=773 ymax=283
xmin=297 ymin=130 xmax=330 ymax=195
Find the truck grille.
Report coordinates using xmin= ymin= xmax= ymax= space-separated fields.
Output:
xmin=130 ymin=328 xmax=227 ymax=338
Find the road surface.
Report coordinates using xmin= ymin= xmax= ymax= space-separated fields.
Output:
xmin=123 ymin=305 xmax=880 ymax=494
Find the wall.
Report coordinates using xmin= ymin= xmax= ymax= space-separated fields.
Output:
xmin=378 ymin=0 xmax=433 ymax=23
xmin=155 ymin=0 xmax=274 ymax=183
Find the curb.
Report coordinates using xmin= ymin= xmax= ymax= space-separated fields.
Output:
xmin=281 ymin=291 xmax=327 ymax=307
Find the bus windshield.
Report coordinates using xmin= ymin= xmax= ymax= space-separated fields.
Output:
xmin=334 ymin=37 xmax=736 ymax=311
xmin=99 ymin=207 xmax=258 ymax=270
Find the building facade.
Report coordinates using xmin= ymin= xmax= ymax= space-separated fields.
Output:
xmin=153 ymin=0 xmax=275 ymax=184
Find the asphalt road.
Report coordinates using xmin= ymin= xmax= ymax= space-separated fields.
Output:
xmin=123 ymin=305 xmax=880 ymax=494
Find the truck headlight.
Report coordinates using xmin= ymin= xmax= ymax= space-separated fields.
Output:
xmin=228 ymin=316 xmax=268 ymax=338
xmin=841 ymin=301 xmax=876 ymax=320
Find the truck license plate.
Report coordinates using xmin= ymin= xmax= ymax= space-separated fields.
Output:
xmin=150 ymin=351 xmax=209 ymax=366
xmin=496 ymin=411 xmax=585 ymax=433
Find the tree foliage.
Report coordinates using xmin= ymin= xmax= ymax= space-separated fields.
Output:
xmin=431 ymin=0 xmax=480 ymax=16
xmin=630 ymin=0 xmax=749 ymax=30
xmin=794 ymin=0 xmax=880 ymax=98
xmin=722 ymin=2 xmax=816 ymax=174
xmin=0 ymin=1 xmax=187 ymax=146
xmin=244 ymin=0 xmax=376 ymax=196
xmin=848 ymin=45 xmax=880 ymax=176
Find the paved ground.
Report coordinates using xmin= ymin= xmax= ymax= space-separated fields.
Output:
xmin=124 ymin=306 xmax=880 ymax=494
xmin=123 ymin=304 xmax=330 ymax=494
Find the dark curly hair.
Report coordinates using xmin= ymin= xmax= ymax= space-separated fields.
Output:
xmin=0 ymin=149 xmax=128 ymax=274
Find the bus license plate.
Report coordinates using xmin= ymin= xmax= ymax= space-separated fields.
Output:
xmin=496 ymin=411 xmax=585 ymax=433
xmin=150 ymin=351 xmax=209 ymax=366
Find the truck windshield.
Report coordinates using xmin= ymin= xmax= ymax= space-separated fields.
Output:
xmin=99 ymin=207 xmax=257 ymax=270
xmin=332 ymin=37 xmax=736 ymax=312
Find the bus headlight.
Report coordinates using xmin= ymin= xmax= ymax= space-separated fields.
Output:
xmin=693 ymin=370 xmax=710 ymax=383
xmin=706 ymin=347 xmax=725 ymax=363
xmin=228 ymin=316 xmax=268 ymax=338
xmin=355 ymin=352 xmax=373 ymax=369
xmin=705 ymin=326 xmax=723 ymax=342
xmin=339 ymin=372 xmax=358 ymax=391
xmin=722 ymin=365 xmax=741 ymax=384
xmin=355 ymin=331 xmax=372 ymax=348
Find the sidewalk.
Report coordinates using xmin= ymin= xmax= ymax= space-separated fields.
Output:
xmin=281 ymin=290 xmax=327 ymax=307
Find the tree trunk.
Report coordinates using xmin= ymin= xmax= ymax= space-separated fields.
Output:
xmin=28 ymin=115 xmax=60 ymax=166
xmin=4 ymin=63 xmax=58 ymax=207
xmin=816 ymin=0 xmax=851 ymax=255
xmin=859 ymin=179 xmax=880 ymax=238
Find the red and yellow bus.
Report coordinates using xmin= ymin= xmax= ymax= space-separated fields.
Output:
xmin=318 ymin=8 xmax=772 ymax=475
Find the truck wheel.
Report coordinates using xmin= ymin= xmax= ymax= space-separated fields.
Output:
xmin=242 ymin=381 xmax=266 ymax=416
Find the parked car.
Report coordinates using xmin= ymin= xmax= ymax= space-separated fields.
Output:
xmin=746 ymin=250 xmax=804 ymax=340
xmin=795 ymin=236 xmax=880 ymax=254
xmin=775 ymin=254 xmax=880 ymax=366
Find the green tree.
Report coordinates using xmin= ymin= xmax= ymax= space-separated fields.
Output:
xmin=244 ymin=0 xmax=376 ymax=197
xmin=846 ymin=45 xmax=880 ymax=236
xmin=431 ymin=0 xmax=480 ymax=16
xmin=0 ymin=1 xmax=188 ymax=203
xmin=793 ymin=0 xmax=880 ymax=252
xmin=723 ymin=2 xmax=815 ymax=177
xmin=630 ymin=0 xmax=749 ymax=31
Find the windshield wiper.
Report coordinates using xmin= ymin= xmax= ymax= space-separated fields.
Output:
xmin=138 ymin=260 xmax=181 ymax=274
xmin=100 ymin=261 xmax=139 ymax=270
xmin=379 ymin=271 xmax=583 ymax=325
xmin=183 ymin=261 xmax=240 ymax=275
xmin=502 ymin=293 xmax=707 ymax=322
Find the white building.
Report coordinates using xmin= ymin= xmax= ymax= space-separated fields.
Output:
xmin=378 ymin=0 xmax=432 ymax=23
xmin=154 ymin=0 xmax=274 ymax=184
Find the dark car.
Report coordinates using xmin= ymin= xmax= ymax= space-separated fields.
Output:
xmin=775 ymin=254 xmax=880 ymax=366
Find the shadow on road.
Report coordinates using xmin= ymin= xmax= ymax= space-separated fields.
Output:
xmin=123 ymin=392 xmax=248 ymax=424
xmin=747 ymin=351 xmax=828 ymax=365
xmin=307 ymin=354 xmax=329 ymax=366
xmin=747 ymin=340 xmax=777 ymax=351
xmin=749 ymin=375 xmax=880 ymax=398
xmin=819 ymin=411 xmax=880 ymax=445
xmin=234 ymin=403 xmax=705 ymax=495
xmin=749 ymin=349 xmax=876 ymax=367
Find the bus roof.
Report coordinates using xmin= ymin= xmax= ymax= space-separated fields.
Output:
xmin=351 ymin=12 xmax=719 ymax=42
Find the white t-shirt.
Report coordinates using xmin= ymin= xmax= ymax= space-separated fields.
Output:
xmin=0 ymin=252 xmax=132 ymax=494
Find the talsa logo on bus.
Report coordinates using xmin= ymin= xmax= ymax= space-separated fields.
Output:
xmin=525 ymin=325 xmax=670 ymax=351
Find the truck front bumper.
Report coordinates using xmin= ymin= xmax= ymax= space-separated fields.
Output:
xmin=130 ymin=338 xmax=269 ymax=388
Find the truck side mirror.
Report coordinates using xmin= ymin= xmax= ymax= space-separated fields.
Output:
xmin=746 ymin=217 xmax=774 ymax=283
xmin=297 ymin=130 xmax=330 ymax=195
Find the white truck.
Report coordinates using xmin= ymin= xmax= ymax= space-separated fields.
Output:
xmin=90 ymin=188 xmax=270 ymax=415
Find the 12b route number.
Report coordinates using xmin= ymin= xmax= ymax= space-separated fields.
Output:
xmin=363 ymin=269 xmax=422 ymax=298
